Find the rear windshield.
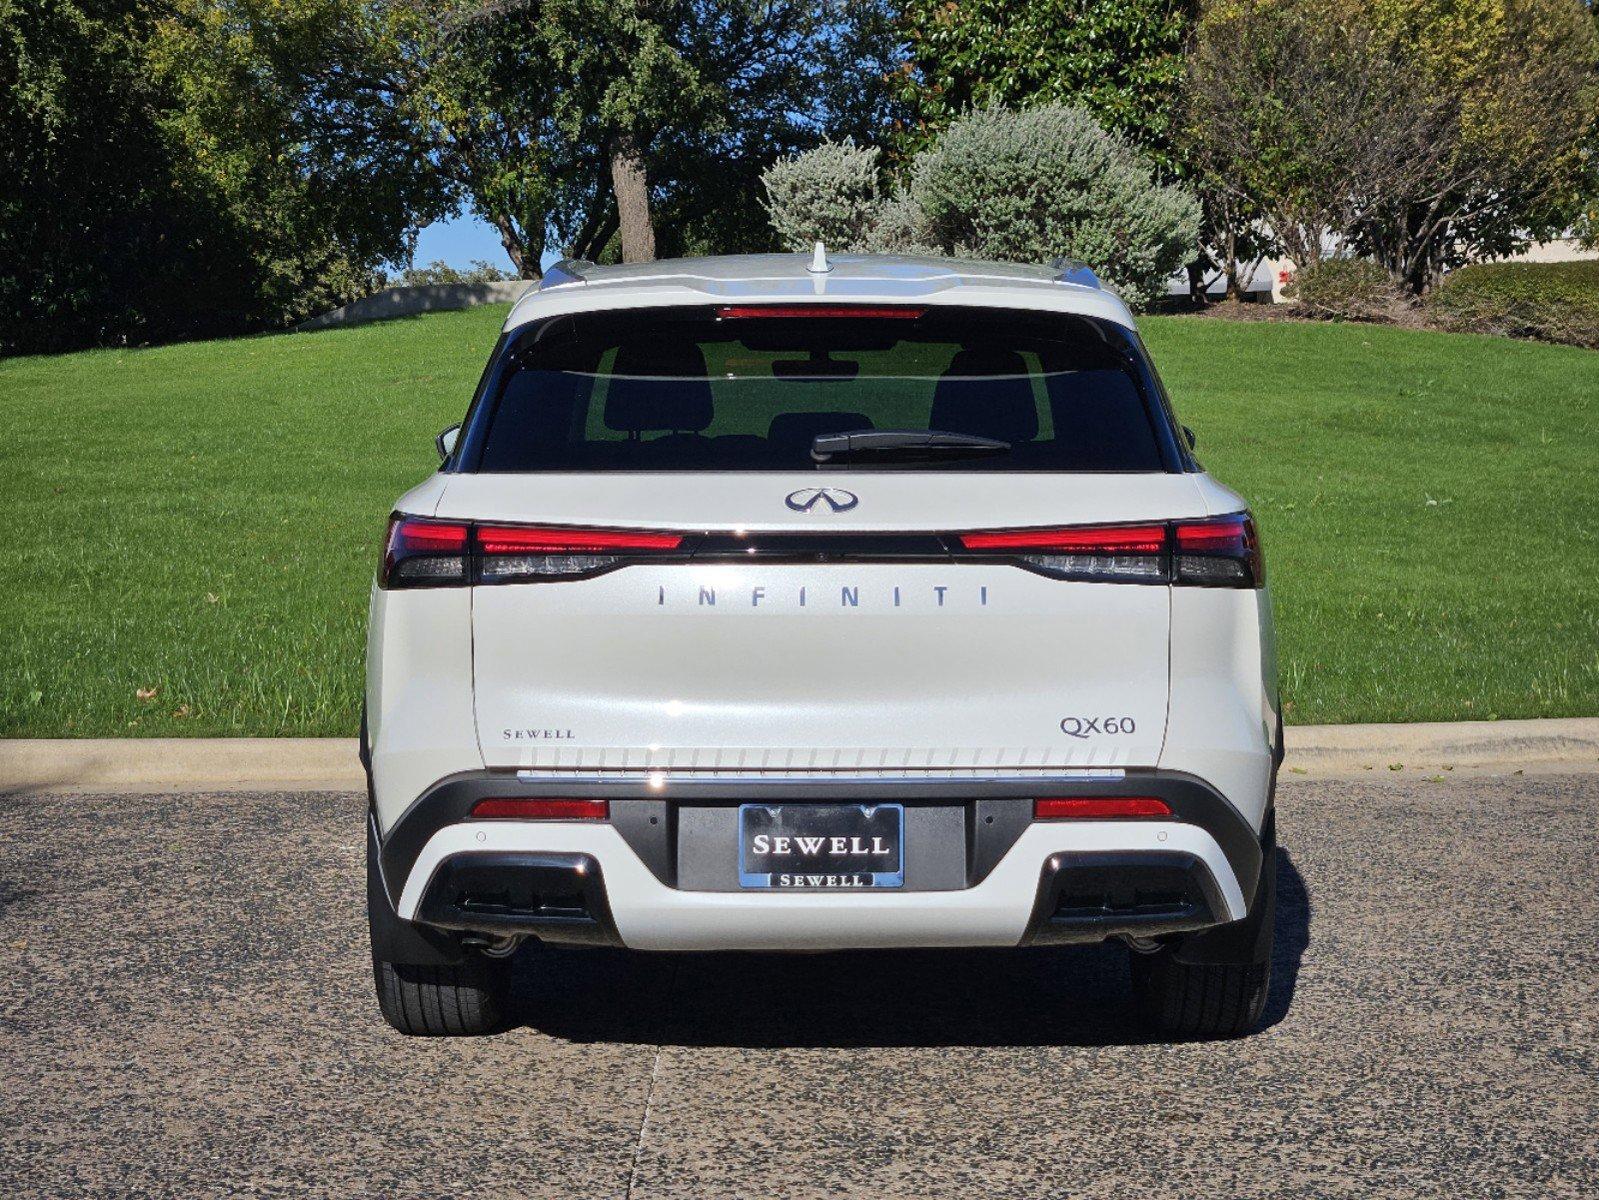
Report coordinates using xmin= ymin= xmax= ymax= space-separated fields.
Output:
xmin=458 ymin=305 xmax=1178 ymax=472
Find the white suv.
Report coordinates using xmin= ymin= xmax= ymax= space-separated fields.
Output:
xmin=362 ymin=251 xmax=1281 ymax=1039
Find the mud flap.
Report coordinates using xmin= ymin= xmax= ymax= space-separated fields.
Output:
xmin=367 ymin=817 xmax=469 ymax=966
xmin=1169 ymin=808 xmax=1276 ymax=967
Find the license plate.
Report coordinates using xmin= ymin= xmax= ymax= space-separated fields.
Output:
xmin=738 ymin=803 xmax=905 ymax=889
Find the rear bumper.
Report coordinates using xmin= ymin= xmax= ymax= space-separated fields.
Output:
xmin=375 ymin=771 xmax=1262 ymax=952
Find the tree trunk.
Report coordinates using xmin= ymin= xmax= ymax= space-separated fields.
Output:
xmin=569 ymin=186 xmax=619 ymax=263
xmin=488 ymin=214 xmax=533 ymax=279
xmin=1223 ymin=226 xmax=1242 ymax=301
xmin=609 ymin=130 xmax=656 ymax=263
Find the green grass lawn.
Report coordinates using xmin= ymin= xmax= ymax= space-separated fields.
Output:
xmin=1 ymin=307 xmax=1595 ymax=736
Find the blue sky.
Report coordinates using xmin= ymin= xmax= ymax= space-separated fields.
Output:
xmin=411 ymin=211 xmax=567 ymax=276
xmin=411 ymin=211 xmax=517 ymax=272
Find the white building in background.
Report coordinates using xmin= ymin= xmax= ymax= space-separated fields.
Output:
xmin=1166 ymin=232 xmax=1596 ymax=305
xmin=1500 ymin=237 xmax=1599 ymax=265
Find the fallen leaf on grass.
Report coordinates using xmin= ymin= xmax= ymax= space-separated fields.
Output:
xmin=135 ymin=687 xmax=158 ymax=702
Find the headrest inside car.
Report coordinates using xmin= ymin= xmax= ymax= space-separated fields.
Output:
xmin=604 ymin=341 xmax=715 ymax=432
xmin=930 ymin=349 xmax=1039 ymax=444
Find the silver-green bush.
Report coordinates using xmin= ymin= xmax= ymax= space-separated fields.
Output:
xmin=760 ymin=107 xmax=1199 ymax=309
xmin=759 ymin=140 xmax=885 ymax=252
xmin=907 ymin=106 xmax=1199 ymax=309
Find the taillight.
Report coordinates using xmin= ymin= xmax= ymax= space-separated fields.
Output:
xmin=379 ymin=517 xmax=684 ymax=588
xmin=381 ymin=517 xmax=469 ymax=588
xmin=957 ymin=523 xmax=1167 ymax=583
xmin=1174 ymin=515 xmax=1263 ymax=587
xmin=469 ymin=798 xmax=609 ymax=820
xmin=1034 ymin=797 xmax=1173 ymax=819
xmin=955 ymin=514 xmax=1262 ymax=587
xmin=475 ymin=525 xmax=683 ymax=583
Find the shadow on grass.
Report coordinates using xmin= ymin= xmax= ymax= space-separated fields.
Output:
xmin=509 ymin=850 xmax=1311 ymax=1049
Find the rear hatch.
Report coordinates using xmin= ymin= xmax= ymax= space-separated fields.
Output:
xmin=436 ymin=302 xmax=1205 ymax=775
xmin=444 ymin=474 xmax=1207 ymax=774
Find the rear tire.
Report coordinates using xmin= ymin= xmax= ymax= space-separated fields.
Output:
xmin=1129 ymin=948 xmax=1270 ymax=1039
xmin=1130 ymin=823 xmax=1276 ymax=1040
xmin=372 ymin=953 xmax=511 ymax=1037
xmin=367 ymin=805 xmax=512 ymax=1037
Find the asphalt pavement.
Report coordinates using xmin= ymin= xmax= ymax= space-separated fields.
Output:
xmin=1 ymin=774 xmax=1595 ymax=1198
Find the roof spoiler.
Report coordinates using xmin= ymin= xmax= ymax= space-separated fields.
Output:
xmin=1048 ymin=256 xmax=1101 ymax=290
xmin=540 ymin=258 xmax=594 ymax=289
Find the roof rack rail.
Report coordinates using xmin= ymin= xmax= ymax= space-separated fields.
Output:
xmin=1047 ymin=256 xmax=1101 ymax=290
xmin=540 ymin=258 xmax=595 ymax=289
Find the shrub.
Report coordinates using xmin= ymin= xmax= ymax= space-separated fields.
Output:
xmin=906 ymin=105 xmax=1199 ymax=309
xmin=863 ymin=192 xmax=942 ymax=256
xmin=1290 ymin=259 xmax=1408 ymax=322
xmin=1427 ymin=261 xmax=1599 ymax=349
xmin=758 ymin=107 xmax=1200 ymax=308
xmin=760 ymin=140 xmax=885 ymax=252
xmin=393 ymin=260 xmax=516 ymax=287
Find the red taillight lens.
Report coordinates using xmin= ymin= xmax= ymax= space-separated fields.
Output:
xmin=1034 ymin=797 xmax=1173 ymax=820
xmin=715 ymin=305 xmax=926 ymax=319
xmin=379 ymin=518 xmax=686 ymax=587
xmin=1173 ymin=515 xmax=1263 ymax=587
xmin=958 ymin=524 xmax=1167 ymax=554
xmin=955 ymin=514 xmax=1262 ymax=588
xmin=956 ymin=522 xmax=1168 ymax=582
xmin=381 ymin=517 xmax=469 ymax=588
xmin=476 ymin=526 xmax=683 ymax=554
xmin=469 ymin=798 xmax=609 ymax=820
xmin=474 ymin=524 xmax=683 ymax=582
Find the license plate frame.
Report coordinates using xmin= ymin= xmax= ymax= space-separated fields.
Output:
xmin=737 ymin=803 xmax=905 ymax=890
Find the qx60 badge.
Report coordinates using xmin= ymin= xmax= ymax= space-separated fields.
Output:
xmin=785 ymin=487 xmax=859 ymax=513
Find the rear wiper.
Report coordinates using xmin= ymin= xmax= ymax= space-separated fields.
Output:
xmin=811 ymin=428 xmax=1011 ymax=463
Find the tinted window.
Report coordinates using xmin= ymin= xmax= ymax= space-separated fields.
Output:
xmin=464 ymin=305 xmax=1174 ymax=472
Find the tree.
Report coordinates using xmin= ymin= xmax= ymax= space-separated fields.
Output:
xmin=1 ymin=0 xmax=419 ymax=354
xmin=891 ymin=1 xmax=1196 ymax=167
xmin=385 ymin=1 xmax=564 ymax=276
xmin=149 ymin=1 xmax=447 ymax=309
xmin=1182 ymin=2 xmax=1425 ymax=273
xmin=1583 ymin=1 xmax=1599 ymax=248
xmin=275 ymin=1 xmax=901 ymax=272
xmin=0 ymin=2 xmax=255 ymax=355
xmin=1184 ymin=0 xmax=1599 ymax=291
xmin=489 ymin=0 xmax=902 ymax=263
xmin=3 ymin=0 xmax=900 ymax=353
xmin=1352 ymin=0 xmax=1599 ymax=286
xmin=2 ymin=1 xmax=205 ymax=354
xmin=640 ymin=0 xmax=904 ymax=259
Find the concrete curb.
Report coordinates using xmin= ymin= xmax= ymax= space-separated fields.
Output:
xmin=1282 ymin=717 xmax=1599 ymax=777
xmin=0 ymin=738 xmax=363 ymax=794
xmin=2 ymin=719 xmax=1596 ymax=794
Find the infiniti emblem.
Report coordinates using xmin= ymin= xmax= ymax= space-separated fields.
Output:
xmin=785 ymin=487 xmax=859 ymax=513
